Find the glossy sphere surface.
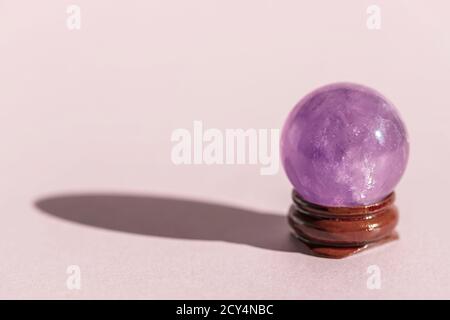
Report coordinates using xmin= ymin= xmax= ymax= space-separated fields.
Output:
xmin=281 ymin=83 xmax=409 ymax=207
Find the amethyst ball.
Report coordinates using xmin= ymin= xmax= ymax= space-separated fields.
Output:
xmin=281 ymin=83 xmax=409 ymax=207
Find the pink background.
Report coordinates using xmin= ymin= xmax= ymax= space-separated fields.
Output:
xmin=1 ymin=0 xmax=449 ymax=299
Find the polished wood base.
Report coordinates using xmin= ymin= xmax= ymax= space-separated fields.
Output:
xmin=288 ymin=191 xmax=399 ymax=258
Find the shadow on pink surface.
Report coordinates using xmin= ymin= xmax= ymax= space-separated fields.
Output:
xmin=35 ymin=194 xmax=308 ymax=253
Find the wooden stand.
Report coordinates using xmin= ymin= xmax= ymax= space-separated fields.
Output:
xmin=288 ymin=191 xmax=398 ymax=258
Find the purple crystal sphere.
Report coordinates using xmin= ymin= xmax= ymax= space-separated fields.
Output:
xmin=281 ymin=83 xmax=409 ymax=207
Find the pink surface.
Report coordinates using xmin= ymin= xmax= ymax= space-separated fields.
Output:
xmin=1 ymin=0 xmax=450 ymax=299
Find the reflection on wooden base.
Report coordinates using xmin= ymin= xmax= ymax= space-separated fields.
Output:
xmin=288 ymin=191 xmax=399 ymax=259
